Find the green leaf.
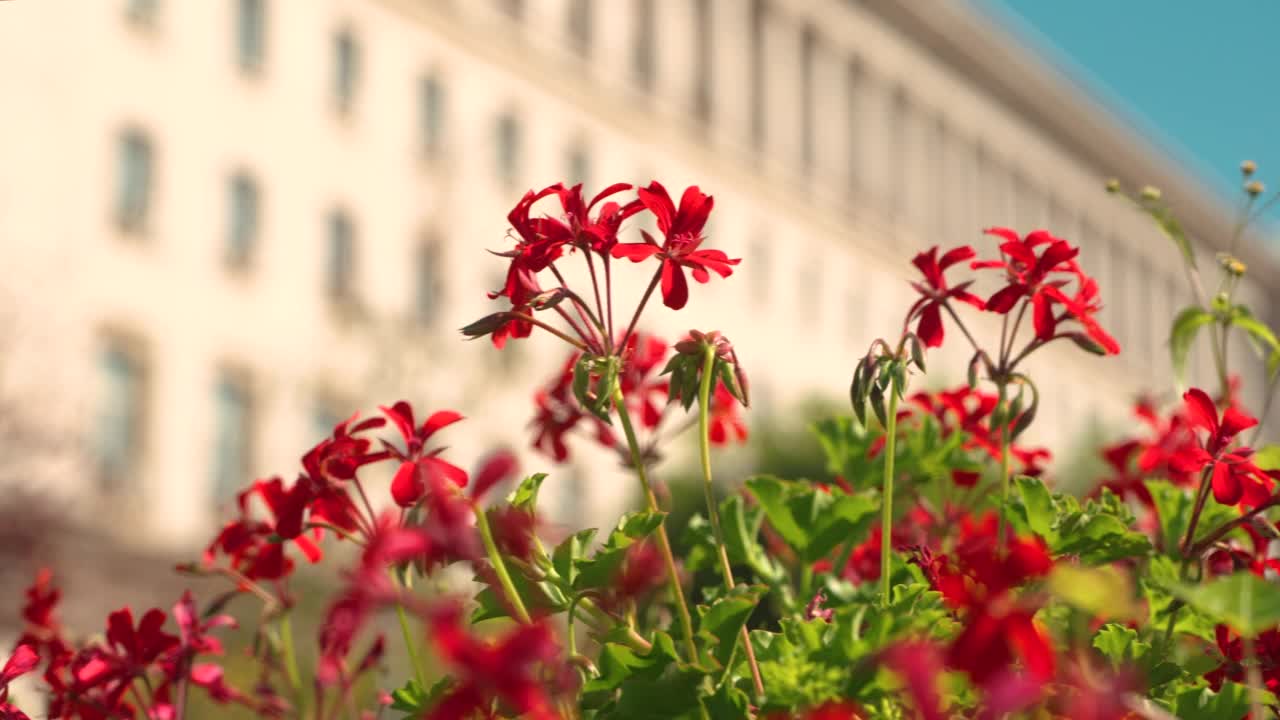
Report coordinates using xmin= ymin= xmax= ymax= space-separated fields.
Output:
xmin=1092 ymin=624 xmax=1143 ymax=666
xmin=696 ymin=585 xmax=766 ymax=668
xmin=745 ymin=475 xmax=877 ymax=563
xmin=390 ymin=677 xmax=452 ymax=715
xmin=1174 ymin=682 xmax=1252 ymax=720
xmin=1016 ymin=475 xmax=1056 ymax=542
xmin=1168 ymin=572 xmax=1280 ymax=637
xmin=1230 ymin=313 xmax=1280 ymax=362
xmin=551 ymin=528 xmax=597 ymax=587
xmin=1170 ymin=306 xmax=1215 ymax=385
xmin=507 ymin=472 xmax=547 ymax=511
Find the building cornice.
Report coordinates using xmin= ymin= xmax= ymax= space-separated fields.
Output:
xmin=861 ymin=0 xmax=1280 ymax=288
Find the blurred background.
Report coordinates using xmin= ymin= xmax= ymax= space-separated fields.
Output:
xmin=0 ymin=0 xmax=1277 ymax=678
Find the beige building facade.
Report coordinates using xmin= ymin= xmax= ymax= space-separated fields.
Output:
xmin=0 ymin=0 xmax=1275 ymax=548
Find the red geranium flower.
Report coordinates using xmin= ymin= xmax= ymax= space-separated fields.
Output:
xmin=612 ymin=182 xmax=739 ymax=310
xmin=905 ymin=245 xmax=985 ymax=348
xmin=379 ymin=402 xmax=468 ymax=508
xmin=0 ymin=644 xmax=38 ymax=720
xmin=913 ymin=514 xmax=1056 ymax=690
xmin=551 ymin=182 xmax=644 ymax=254
xmin=1169 ymin=388 xmax=1274 ymax=506
xmin=424 ymin=602 xmax=564 ymax=720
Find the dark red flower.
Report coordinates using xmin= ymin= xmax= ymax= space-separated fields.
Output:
xmin=1041 ymin=268 xmax=1120 ymax=354
xmin=612 ymin=182 xmax=739 ymax=310
xmin=1169 ymin=388 xmax=1274 ymax=506
xmin=204 ymin=476 xmax=325 ymax=582
xmin=301 ymin=412 xmax=388 ymax=483
xmin=905 ymin=245 xmax=985 ymax=348
xmin=552 ymin=182 xmax=644 ymax=254
xmin=424 ymin=602 xmax=564 ymax=720
xmin=1205 ymin=624 xmax=1280 ymax=695
xmin=913 ymin=515 xmax=1056 ymax=689
xmin=379 ymin=402 xmax=468 ymax=508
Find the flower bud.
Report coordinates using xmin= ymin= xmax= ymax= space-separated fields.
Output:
xmin=1139 ymin=185 xmax=1162 ymax=202
xmin=1104 ymin=178 xmax=1121 ymax=194
xmin=1241 ymin=160 xmax=1257 ymax=177
xmin=460 ymin=312 xmax=511 ymax=338
xmin=1246 ymin=180 xmax=1265 ymax=197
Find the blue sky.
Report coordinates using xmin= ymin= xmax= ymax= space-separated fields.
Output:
xmin=980 ymin=1 xmax=1280 ymax=227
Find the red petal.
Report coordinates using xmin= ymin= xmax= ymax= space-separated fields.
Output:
xmin=1211 ymin=462 xmax=1243 ymax=505
xmin=983 ymin=227 xmax=1021 ymax=243
xmin=986 ymin=284 xmax=1027 ymax=313
xmin=1031 ymin=291 xmax=1056 ymax=340
xmin=610 ymin=243 xmax=662 ymax=262
xmin=938 ymin=245 xmax=977 ymax=270
xmin=1182 ymin=389 xmax=1220 ymax=435
xmin=421 ymin=456 xmax=469 ymax=490
xmin=637 ymin=181 xmax=675 ymax=235
xmin=391 ymin=461 xmax=424 ymax=507
xmin=661 ymin=260 xmax=689 ymax=310
xmin=1220 ymin=406 xmax=1259 ymax=439
xmin=471 ymin=450 xmax=518 ymax=502
xmin=420 ymin=410 xmax=464 ymax=442
xmin=917 ymin=304 xmax=945 ymax=348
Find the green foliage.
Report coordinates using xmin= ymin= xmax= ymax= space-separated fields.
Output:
xmin=1167 ymin=572 xmax=1280 ymax=638
xmin=1008 ymin=476 xmax=1151 ymax=564
xmin=745 ymin=475 xmax=877 ymax=564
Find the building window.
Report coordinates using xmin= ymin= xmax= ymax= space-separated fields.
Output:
xmin=126 ymin=0 xmax=158 ymax=25
xmin=414 ymin=239 xmax=442 ymax=326
xmin=236 ymin=0 xmax=266 ymax=73
xmin=334 ymin=28 xmax=358 ymax=115
xmin=419 ymin=74 xmax=445 ymax=159
xmin=800 ymin=25 xmax=817 ymax=172
xmin=226 ymin=172 xmax=259 ymax=268
xmin=567 ymin=0 xmax=591 ymax=57
xmin=94 ymin=339 xmax=146 ymax=494
xmin=498 ymin=0 xmax=524 ymax=20
xmin=846 ymin=58 xmax=864 ymax=192
xmin=633 ymin=0 xmax=655 ymax=91
xmin=888 ymin=88 xmax=908 ymax=217
xmin=495 ymin=112 xmax=520 ymax=186
xmin=326 ymin=209 xmax=355 ymax=300
xmin=115 ymin=129 xmax=154 ymax=233
xmin=693 ymin=0 xmax=713 ymax=124
xmin=211 ymin=370 xmax=252 ymax=503
xmin=749 ymin=0 xmax=766 ymax=150
xmin=567 ymin=143 xmax=590 ymax=191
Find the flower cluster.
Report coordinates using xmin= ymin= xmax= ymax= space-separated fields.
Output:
xmin=908 ymin=228 xmax=1119 ymax=356
xmin=8 ymin=172 xmax=1280 ymax=720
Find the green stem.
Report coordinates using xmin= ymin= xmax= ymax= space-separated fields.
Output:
xmin=475 ymin=504 xmax=532 ymax=623
xmin=279 ymin=613 xmax=305 ymax=712
xmin=613 ymin=385 xmax=698 ymax=663
xmin=696 ymin=346 xmax=765 ymax=696
xmin=395 ymin=602 xmax=427 ymax=689
xmin=997 ymin=383 xmax=1012 ymax=549
xmin=880 ymin=390 xmax=900 ymax=607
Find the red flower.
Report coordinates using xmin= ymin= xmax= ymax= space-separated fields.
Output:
xmin=612 ymin=182 xmax=739 ymax=310
xmin=708 ymin=384 xmax=748 ymax=445
xmin=913 ymin=515 xmax=1056 ymax=689
xmin=1206 ymin=624 xmax=1280 ymax=695
xmin=205 ymin=476 xmax=325 ymax=582
xmin=1169 ymin=388 xmax=1274 ymax=506
xmin=379 ymin=402 xmax=468 ymax=508
xmin=1041 ymin=268 xmax=1120 ymax=354
xmin=552 ymin=182 xmax=644 ymax=254
xmin=905 ymin=245 xmax=985 ymax=348
xmin=301 ymin=412 xmax=388 ymax=483
xmin=0 ymin=644 xmax=38 ymax=719
xmin=424 ymin=602 xmax=564 ymax=720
